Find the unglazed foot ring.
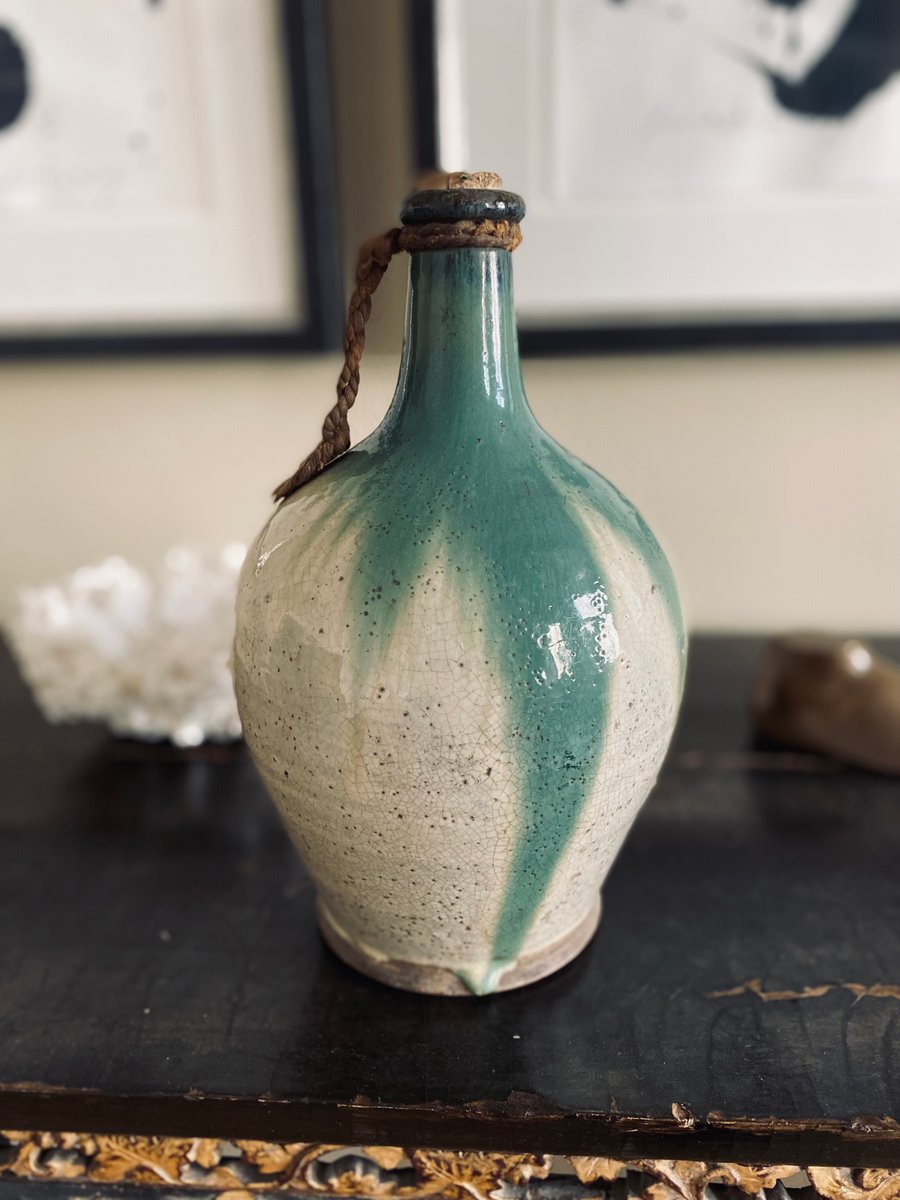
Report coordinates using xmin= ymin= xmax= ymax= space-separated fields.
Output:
xmin=316 ymin=894 xmax=602 ymax=996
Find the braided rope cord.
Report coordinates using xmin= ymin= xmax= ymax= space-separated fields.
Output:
xmin=272 ymin=218 xmax=522 ymax=503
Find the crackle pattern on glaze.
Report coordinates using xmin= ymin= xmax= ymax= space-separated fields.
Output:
xmin=234 ymin=249 xmax=685 ymax=994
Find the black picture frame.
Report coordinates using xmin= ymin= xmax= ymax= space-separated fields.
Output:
xmin=0 ymin=0 xmax=343 ymax=358
xmin=409 ymin=0 xmax=900 ymax=356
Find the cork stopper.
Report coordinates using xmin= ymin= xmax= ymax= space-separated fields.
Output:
xmin=401 ymin=169 xmax=525 ymax=226
xmin=415 ymin=170 xmax=505 ymax=191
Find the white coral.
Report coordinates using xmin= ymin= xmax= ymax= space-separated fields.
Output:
xmin=4 ymin=545 xmax=245 ymax=746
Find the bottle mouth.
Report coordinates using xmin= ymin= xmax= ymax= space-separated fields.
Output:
xmin=401 ymin=187 xmax=525 ymax=226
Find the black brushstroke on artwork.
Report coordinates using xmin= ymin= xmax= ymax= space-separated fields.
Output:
xmin=611 ymin=0 xmax=900 ymax=119
xmin=0 ymin=25 xmax=28 ymax=133
xmin=768 ymin=0 xmax=900 ymax=117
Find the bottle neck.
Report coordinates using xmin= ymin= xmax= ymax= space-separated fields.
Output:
xmin=381 ymin=247 xmax=531 ymax=444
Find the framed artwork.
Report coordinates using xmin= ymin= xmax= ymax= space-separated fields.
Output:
xmin=0 ymin=0 xmax=342 ymax=354
xmin=413 ymin=0 xmax=900 ymax=351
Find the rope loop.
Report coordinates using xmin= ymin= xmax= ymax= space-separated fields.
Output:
xmin=272 ymin=217 xmax=521 ymax=503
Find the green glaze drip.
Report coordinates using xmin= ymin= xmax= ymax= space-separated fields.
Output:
xmin=288 ymin=249 xmax=679 ymax=993
xmin=543 ymin=445 xmax=687 ymax=678
xmin=455 ymin=959 xmax=514 ymax=998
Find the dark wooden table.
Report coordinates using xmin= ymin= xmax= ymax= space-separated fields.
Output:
xmin=1 ymin=637 xmax=898 ymax=1200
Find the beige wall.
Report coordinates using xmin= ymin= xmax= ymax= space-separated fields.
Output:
xmin=3 ymin=348 xmax=899 ymax=632
xmin=1 ymin=0 xmax=899 ymax=633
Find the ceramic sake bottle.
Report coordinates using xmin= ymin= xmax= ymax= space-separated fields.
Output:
xmin=233 ymin=176 xmax=686 ymax=996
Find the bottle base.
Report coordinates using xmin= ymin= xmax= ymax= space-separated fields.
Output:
xmin=316 ymin=894 xmax=602 ymax=996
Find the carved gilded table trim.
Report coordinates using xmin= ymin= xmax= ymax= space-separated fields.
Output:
xmin=1 ymin=1133 xmax=896 ymax=1200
